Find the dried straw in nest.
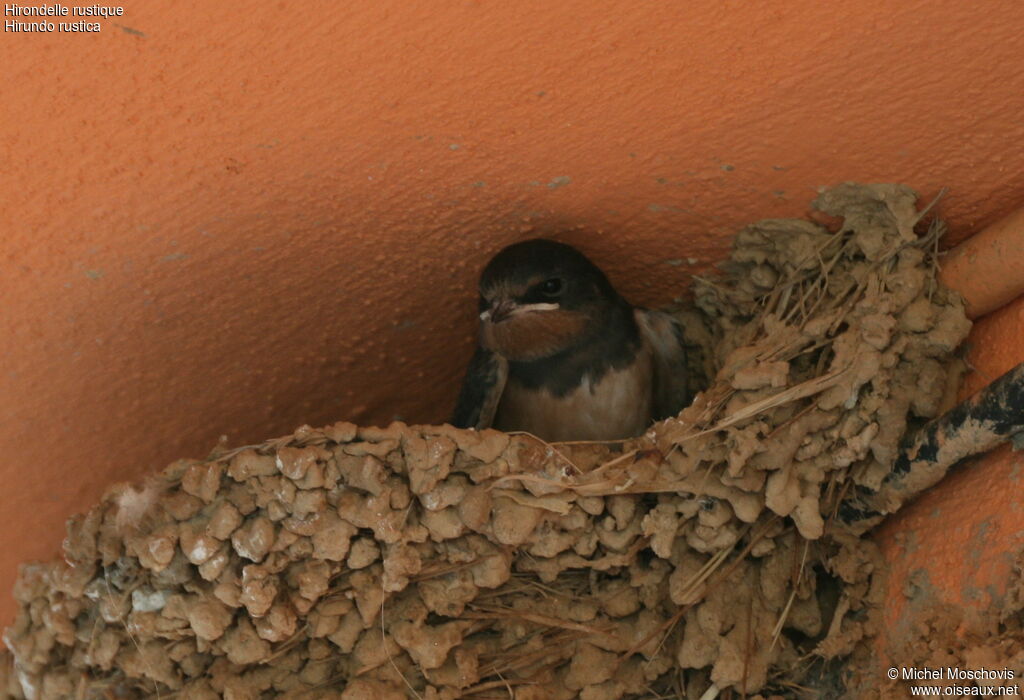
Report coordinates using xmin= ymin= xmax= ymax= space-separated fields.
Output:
xmin=1 ymin=184 xmax=971 ymax=699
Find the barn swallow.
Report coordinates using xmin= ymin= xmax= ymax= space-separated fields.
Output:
xmin=451 ymin=239 xmax=690 ymax=442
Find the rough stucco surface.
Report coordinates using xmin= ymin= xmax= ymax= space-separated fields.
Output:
xmin=1 ymin=0 xmax=1023 ymax=634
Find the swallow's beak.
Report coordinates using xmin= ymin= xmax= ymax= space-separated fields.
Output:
xmin=481 ymin=299 xmax=516 ymax=324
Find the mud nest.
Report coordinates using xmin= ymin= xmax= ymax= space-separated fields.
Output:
xmin=1 ymin=184 xmax=973 ymax=699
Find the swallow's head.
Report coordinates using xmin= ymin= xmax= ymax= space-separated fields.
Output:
xmin=476 ymin=239 xmax=624 ymax=361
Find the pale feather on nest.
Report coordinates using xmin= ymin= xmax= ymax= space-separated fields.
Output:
xmin=112 ymin=478 xmax=165 ymax=533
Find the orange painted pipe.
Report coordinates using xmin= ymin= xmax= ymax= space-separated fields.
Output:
xmin=940 ymin=206 xmax=1024 ymax=319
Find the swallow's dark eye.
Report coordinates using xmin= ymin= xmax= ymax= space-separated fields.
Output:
xmin=541 ymin=278 xmax=563 ymax=296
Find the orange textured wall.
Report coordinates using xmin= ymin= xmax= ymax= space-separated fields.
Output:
xmin=2 ymin=0 xmax=1024 ymax=636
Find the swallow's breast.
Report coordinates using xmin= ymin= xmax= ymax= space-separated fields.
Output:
xmin=493 ymin=347 xmax=654 ymax=442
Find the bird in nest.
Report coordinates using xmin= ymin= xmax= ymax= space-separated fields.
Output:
xmin=451 ymin=238 xmax=690 ymax=442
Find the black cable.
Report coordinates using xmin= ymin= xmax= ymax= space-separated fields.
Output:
xmin=839 ymin=360 xmax=1024 ymax=533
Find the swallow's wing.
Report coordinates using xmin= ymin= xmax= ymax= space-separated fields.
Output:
xmin=635 ymin=309 xmax=690 ymax=421
xmin=451 ymin=345 xmax=509 ymax=430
